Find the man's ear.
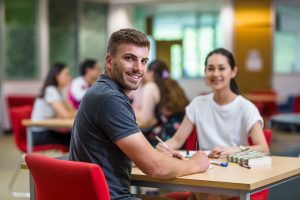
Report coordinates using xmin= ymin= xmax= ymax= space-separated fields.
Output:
xmin=105 ymin=54 xmax=112 ymax=71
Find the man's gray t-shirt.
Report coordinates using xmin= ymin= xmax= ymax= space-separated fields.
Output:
xmin=69 ymin=75 xmax=140 ymax=200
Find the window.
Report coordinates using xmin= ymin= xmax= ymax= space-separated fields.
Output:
xmin=153 ymin=12 xmax=222 ymax=79
xmin=274 ymin=32 xmax=297 ymax=74
xmin=274 ymin=5 xmax=300 ymax=74
xmin=4 ymin=0 xmax=37 ymax=80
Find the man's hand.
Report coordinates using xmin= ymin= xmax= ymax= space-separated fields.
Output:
xmin=156 ymin=141 xmax=183 ymax=159
xmin=190 ymin=150 xmax=210 ymax=172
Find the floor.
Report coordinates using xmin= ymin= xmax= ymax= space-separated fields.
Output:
xmin=0 ymin=133 xmax=64 ymax=200
xmin=0 ymin=130 xmax=300 ymax=200
xmin=0 ymin=134 xmax=29 ymax=200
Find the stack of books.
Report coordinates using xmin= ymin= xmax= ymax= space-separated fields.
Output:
xmin=227 ymin=149 xmax=271 ymax=166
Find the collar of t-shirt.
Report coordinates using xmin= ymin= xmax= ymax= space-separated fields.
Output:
xmin=97 ymin=74 xmax=133 ymax=104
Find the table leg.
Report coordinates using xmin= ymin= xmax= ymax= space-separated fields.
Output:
xmin=240 ymin=191 xmax=250 ymax=200
xmin=27 ymin=127 xmax=33 ymax=153
xmin=29 ymin=173 xmax=36 ymax=200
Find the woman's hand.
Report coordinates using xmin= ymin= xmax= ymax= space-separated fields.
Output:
xmin=208 ymin=146 xmax=240 ymax=158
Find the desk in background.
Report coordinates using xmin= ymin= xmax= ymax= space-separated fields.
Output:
xmin=271 ymin=113 xmax=300 ymax=132
xmin=22 ymin=118 xmax=74 ymax=153
xmin=243 ymin=93 xmax=279 ymax=103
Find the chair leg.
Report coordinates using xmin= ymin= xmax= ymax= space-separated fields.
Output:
xmin=8 ymin=156 xmax=30 ymax=198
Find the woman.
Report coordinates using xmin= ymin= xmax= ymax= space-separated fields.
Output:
xmin=158 ymin=48 xmax=269 ymax=157
xmin=152 ymin=78 xmax=189 ymax=145
xmin=31 ymin=62 xmax=76 ymax=147
xmin=134 ymin=60 xmax=189 ymax=146
xmin=157 ymin=48 xmax=270 ymax=200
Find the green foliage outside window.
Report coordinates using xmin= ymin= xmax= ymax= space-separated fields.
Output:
xmin=4 ymin=0 xmax=37 ymax=80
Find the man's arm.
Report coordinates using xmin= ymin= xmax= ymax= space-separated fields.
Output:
xmin=116 ymin=132 xmax=209 ymax=179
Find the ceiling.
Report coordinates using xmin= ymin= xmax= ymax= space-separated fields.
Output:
xmin=86 ymin=0 xmax=300 ymax=11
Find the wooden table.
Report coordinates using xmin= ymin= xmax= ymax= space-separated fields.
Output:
xmin=131 ymin=156 xmax=300 ymax=200
xmin=23 ymin=156 xmax=300 ymax=200
xmin=22 ymin=118 xmax=74 ymax=153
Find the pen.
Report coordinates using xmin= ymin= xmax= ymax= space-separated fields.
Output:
xmin=155 ymin=136 xmax=170 ymax=150
xmin=239 ymin=163 xmax=251 ymax=169
xmin=210 ymin=160 xmax=228 ymax=167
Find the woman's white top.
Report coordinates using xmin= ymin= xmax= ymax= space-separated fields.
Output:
xmin=186 ymin=93 xmax=263 ymax=150
xmin=31 ymin=86 xmax=65 ymax=131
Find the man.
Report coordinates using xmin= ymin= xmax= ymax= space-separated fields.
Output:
xmin=69 ymin=28 xmax=209 ymax=200
xmin=68 ymin=59 xmax=101 ymax=109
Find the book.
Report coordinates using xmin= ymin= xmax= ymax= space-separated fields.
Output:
xmin=227 ymin=149 xmax=271 ymax=166
xmin=247 ymin=156 xmax=272 ymax=166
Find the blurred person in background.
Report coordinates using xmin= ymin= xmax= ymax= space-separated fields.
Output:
xmin=68 ymin=59 xmax=101 ymax=109
xmin=148 ymin=77 xmax=189 ymax=147
xmin=31 ymin=62 xmax=76 ymax=147
xmin=133 ymin=60 xmax=168 ymax=130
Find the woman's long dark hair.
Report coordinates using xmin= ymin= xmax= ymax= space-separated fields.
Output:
xmin=204 ymin=48 xmax=240 ymax=95
xmin=38 ymin=62 xmax=67 ymax=98
xmin=147 ymin=60 xmax=169 ymax=91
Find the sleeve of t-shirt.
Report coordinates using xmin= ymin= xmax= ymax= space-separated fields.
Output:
xmin=185 ymin=97 xmax=198 ymax=124
xmin=70 ymin=78 xmax=87 ymax=101
xmin=99 ymin=93 xmax=140 ymax=143
xmin=243 ymin=101 xmax=264 ymax=134
xmin=44 ymin=86 xmax=62 ymax=103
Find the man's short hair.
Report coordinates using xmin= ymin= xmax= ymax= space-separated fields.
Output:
xmin=107 ymin=28 xmax=150 ymax=56
xmin=80 ymin=59 xmax=97 ymax=76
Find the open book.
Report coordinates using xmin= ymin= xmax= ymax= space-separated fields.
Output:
xmin=227 ymin=149 xmax=271 ymax=166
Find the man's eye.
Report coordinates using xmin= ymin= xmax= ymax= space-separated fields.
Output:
xmin=141 ymin=59 xmax=148 ymax=65
xmin=125 ymin=56 xmax=134 ymax=61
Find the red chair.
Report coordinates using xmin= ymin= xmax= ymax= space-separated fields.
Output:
xmin=251 ymin=90 xmax=278 ymax=119
xmin=6 ymin=95 xmax=35 ymax=129
xmin=292 ymin=95 xmax=300 ymax=113
xmin=164 ymin=128 xmax=272 ymax=200
xmin=9 ymin=105 xmax=68 ymax=197
xmin=25 ymin=153 xmax=110 ymax=200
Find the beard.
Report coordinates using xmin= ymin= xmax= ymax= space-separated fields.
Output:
xmin=111 ymin=62 xmax=143 ymax=92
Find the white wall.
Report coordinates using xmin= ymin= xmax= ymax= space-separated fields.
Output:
xmin=273 ymin=74 xmax=300 ymax=97
xmin=107 ymin=4 xmax=135 ymax=35
xmin=178 ymin=78 xmax=211 ymax=100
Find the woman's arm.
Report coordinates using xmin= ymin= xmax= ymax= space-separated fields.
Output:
xmin=51 ymin=100 xmax=76 ymax=119
xmin=248 ymin=122 xmax=270 ymax=153
xmin=157 ymin=115 xmax=194 ymax=151
xmin=208 ymin=121 xmax=270 ymax=158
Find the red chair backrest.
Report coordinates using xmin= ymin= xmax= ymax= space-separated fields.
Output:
xmin=185 ymin=127 xmax=198 ymax=151
xmin=6 ymin=95 xmax=35 ymax=108
xmin=293 ymin=95 xmax=300 ymax=113
xmin=10 ymin=105 xmax=33 ymax=152
xmin=10 ymin=105 xmax=69 ymax=153
xmin=25 ymin=154 xmax=110 ymax=200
